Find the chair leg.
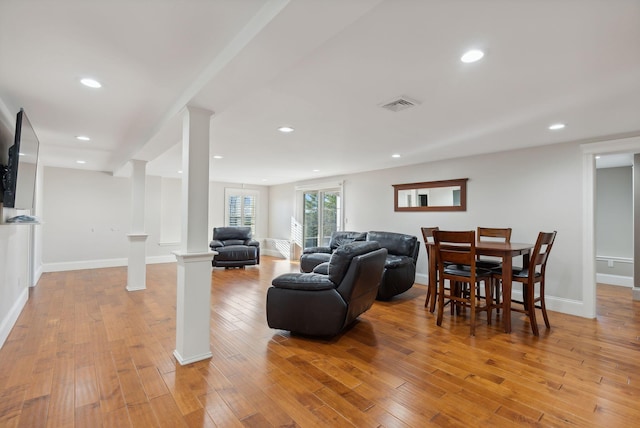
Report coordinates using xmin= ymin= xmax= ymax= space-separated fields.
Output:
xmin=525 ymin=283 xmax=540 ymax=336
xmin=493 ymin=278 xmax=501 ymax=314
xmin=540 ymin=279 xmax=551 ymax=329
xmin=424 ymin=285 xmax=431 ymax=308
xmin=469 ymin=282 xmax=476 ymax=336
xmin=436 ymin=279 xmax=445 ymax=327
xmin=484 ymin=280 xmax=492 ymax=325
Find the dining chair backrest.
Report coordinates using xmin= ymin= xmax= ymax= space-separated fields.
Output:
xmin=477 ymin=227 xmax=512 ymax=243
xmin=432 ymin=230 xmax=476 ymax=268
xmin=527 ymin=231 xmax=557 ymax=279
xmin=421 ymin=227 xmax=439 ymax=245
xmin=421 ymin=227 xmax=439 ymax=311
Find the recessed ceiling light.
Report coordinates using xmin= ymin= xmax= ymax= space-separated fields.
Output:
xmin=213 ymin=155 xmax=223 ymax=159
xmin=392 ymin=154 xmax=401 ymax=158
xmin=178 ymin=170 xmax=183 ymax=174
xmin=548 ymin=123 xmax=566 ymax=130
xmin=278 ymin=126 xmax=294 ymax=133
xmin=461 ymin=49 xmax=484 ymax=63
xmin=76 ymin=135 xmax=90 ymax=141
xmin=595 ymin=156 xmax=601 ymax=159
xmin=261 ymin=179 xmax=267 ymax=182
xmin=76 ymin=160 xmax=86 ymax=164
xmin=312 ymin=169 xmax=320 ymax=172
xmin=80 ymin=78 xmax=102 ymax=88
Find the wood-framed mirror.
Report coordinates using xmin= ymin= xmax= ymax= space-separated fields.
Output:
xmin=393 ymin=178 xmax=468 ymax=212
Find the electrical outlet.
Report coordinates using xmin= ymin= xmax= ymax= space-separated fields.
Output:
xmin=607 ymin=259 xmax=614 ymax=268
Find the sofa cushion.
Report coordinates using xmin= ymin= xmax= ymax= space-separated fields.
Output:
xmin=329 ymin=231 xmax=367 ymax=250
xmin=215 ymin=245 xmax=257 ymax=261
xmin=213 ymin=226 xmax=252 ymax=241
xmin=271 ymin=273 xmax=336 ymax=291
xmin=221 ymin=239 xmax=246 ymax=246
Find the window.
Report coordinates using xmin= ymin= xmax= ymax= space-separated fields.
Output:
xmin=303 ymin=189 xmax=341 ymax=248
xmin=225 ymin=188 xmax=258 ymax=235
xmin=293 ymin=181 xmax=344 ymax=252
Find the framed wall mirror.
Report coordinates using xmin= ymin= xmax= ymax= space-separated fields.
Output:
xmin=393 ymin=178 xmax=468 ymax=212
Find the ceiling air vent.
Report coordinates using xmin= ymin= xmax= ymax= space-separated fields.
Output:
xmin=380 ymin=96 xmax=420 ymax=112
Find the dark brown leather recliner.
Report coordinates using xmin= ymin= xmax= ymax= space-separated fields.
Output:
xmin=266 ymin=241 xmax=387 ymax=336
xmin=299 ymin=231 xmax=367 ymax=273
xmin=209 ymin=226 xmax=260 ymax=268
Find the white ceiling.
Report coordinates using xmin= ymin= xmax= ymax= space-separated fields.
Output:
xmin=1 ymin=0 xmax=639 ymax=185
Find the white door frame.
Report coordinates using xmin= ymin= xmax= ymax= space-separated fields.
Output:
xmin=581 ymin=135 xmax=640 ymax=317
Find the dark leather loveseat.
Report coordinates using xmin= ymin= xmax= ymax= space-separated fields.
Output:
xmin=267 ymin=241 xmax=387 ymax=336
xmin=300 ymin=230 xmax=419 ymax=300
xmin=209 ymin=226 xmax=260 ymax=268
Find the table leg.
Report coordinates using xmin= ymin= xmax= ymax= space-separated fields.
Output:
xmin=502 ymin=253 xmax=513 ymax=333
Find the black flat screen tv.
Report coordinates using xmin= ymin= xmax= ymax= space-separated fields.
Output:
xmin=2 ymin=108 xmax=40 ymax=209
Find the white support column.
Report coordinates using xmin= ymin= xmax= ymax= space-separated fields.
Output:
xmin=127 ymin=159 xmax=148 ymax=292
xmin=173 ymin=106 xmax=215 ymax=365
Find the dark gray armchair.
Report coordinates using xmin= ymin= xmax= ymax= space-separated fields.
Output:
xmin=299 ymin=230 xmax=367 ymax=273
xmin=210 ymin=226 xmax=260 ymax=268
xmin=267 ymin=241 xmax=387 ymax=336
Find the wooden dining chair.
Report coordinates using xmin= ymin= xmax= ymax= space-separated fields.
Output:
xmin=433 ymin=230 xmax=493 ymax=336
xmin=421 ymin=227 xmax=439 ymax=311
xmin=493 ymin=231 xmax=557 ymax=336
xmin=476 ymin=227 xmax=512 ymax=312
xmin=476 ymin=227 xmax=512 ymax=268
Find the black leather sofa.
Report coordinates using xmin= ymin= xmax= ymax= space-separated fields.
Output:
xmin=209 ymin=226 xmax=260 ymax=268
xmin=299 ymin=231 xmax=366 ymax=273
xmin=300 ymin=230 xmax=419 ymax=300
xmin=267 ymin=241 xmax=387 ymax=336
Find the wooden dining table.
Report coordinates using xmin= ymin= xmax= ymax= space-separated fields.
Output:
xmin=426 ymin=240 xmax=534 ymax=333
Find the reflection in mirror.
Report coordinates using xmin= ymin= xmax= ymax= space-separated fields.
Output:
xmin=393 ymin=178 xmax=468 ymax=212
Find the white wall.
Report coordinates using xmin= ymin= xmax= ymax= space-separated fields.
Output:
xmin=40 ymin=167 xmax=270 ymax=270
xmin=0 ymin=101 xmax=34 ymax=347
xmin=595 ymin=166 xmax=633 ymax=284
xmin=0 ymin=225 xmax=31 ymax=347
xmin=207 ymin=181 xmax=269 ymax=241
xmin=596 ymin=167 xmax=632 ymax=258
xmin=269 ymin=141 xmax=584 ymax=314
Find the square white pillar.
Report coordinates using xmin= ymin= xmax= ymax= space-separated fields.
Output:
xmin=173 ymin=251 xmax=214 ymax=365
xmin=126 ymin=234 xmax=148 ymax=291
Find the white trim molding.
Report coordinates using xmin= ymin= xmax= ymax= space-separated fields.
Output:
xmin=0 ymin=287 xmax=28 ymax=348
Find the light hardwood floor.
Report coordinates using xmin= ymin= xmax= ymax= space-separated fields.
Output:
xmin=1 ymin=256 xmax=639 ymax=427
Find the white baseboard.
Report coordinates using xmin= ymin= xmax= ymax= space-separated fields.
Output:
xmin=42 ymin=254 xmax=178 ymax=273
xmin=262 ymin=249 xmax=288 ymax=259
xmin=0 ymin=287 xmax=28 ymax=348
xmin=596 ymin=273 xmax=633 ymax=288
xmin=415 ymin=273 xmax=428 ymax=285
xmin=32 ymin=265 xmax=43 ymax=287
xmin=173 ymin=349 xmax=212 ymax=366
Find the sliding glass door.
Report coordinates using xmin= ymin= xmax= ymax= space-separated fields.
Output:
xmin=303 ymin=190 xmax=340 ymax=248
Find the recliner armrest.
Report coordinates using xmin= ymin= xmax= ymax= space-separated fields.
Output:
xmin=209 ymin=239 xmax=223 ymax=248
xmin=303 ymin=246 xmax=331 ymax=254
xmin=271 ymin=273 xmax=336 ymax=291
xmin=312 ymin=262 xmax=330 ymax=275
xmin=247 ymin=239 xmax=260 ymax=247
